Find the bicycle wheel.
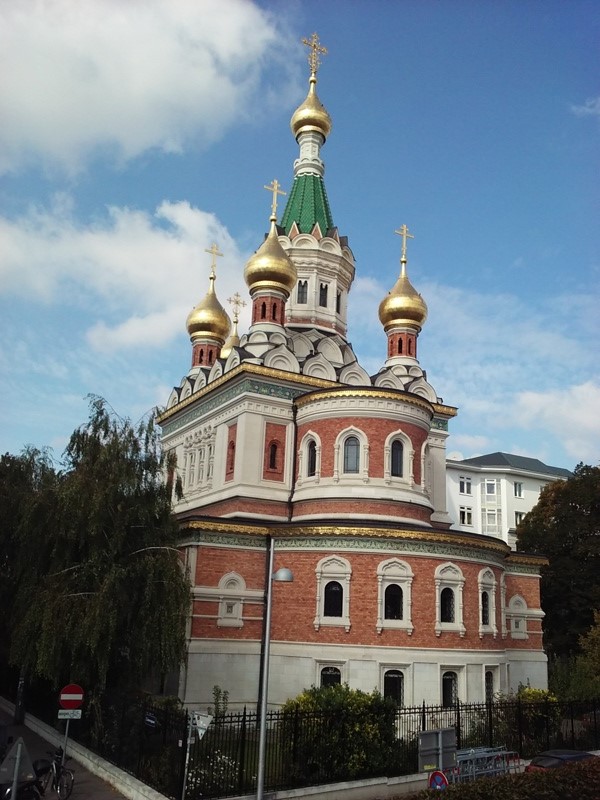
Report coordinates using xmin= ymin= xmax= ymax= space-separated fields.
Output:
xmin=57 ymin=769 xmax=74 ymax=800
xmin=40 ymin=768 xmax=53 ymax=794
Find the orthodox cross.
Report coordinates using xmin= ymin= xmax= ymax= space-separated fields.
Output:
xmin=204 ymin=242 xmax=223 ymax=275
xmin=394 ymin=224 xmax=414 ymax=262
xmin=227 ymin=292 xmax=247 ymax=322
xmin=264 ymin=179 xmax=286 ymax=219
xmin=302 ymin=32 xmax=327 ymax=75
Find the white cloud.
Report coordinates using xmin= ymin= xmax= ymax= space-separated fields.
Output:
xmin=0 ymin=0 xmax=296 ymax=175
xmin=0 ymin=196 xmax=250 ymax=350
xmin=513 ymin=382 xmax=600 ymax=464
xmin=571 ymin=96 xmax=600 ymax=120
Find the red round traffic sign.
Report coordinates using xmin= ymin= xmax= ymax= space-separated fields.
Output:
xmin=59 ymin=683 xmax=84 ymax=709
xmin=428 ymin=770 xmax=449 ymax=790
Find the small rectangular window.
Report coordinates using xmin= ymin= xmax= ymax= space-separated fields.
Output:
xmin=485 ymin=479 xmax=496 ymax=495
xmin=515 ymin=511 xmax=525 ymax=526
xmin=297 ymin=280 xmax=308 ymax=304
xmin=459 ymin=506 xmax=473 ymax=525
xmin=459 ymin=476 xmax=472 ymax=495
xmin=319 ymin=283 xmax=328 ymax=307
xmin=514 ymin=482 xmax=523 ymax=498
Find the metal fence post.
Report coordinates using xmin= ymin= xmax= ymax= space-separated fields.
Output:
xmin=237 ymin=707 xmax=247 ymax=795
xmin=455 ymin=701 xmax=461 ymax=750
xmin=517 ymin=698 xmax=524 ymax=756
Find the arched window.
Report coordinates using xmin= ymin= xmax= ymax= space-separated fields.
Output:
xmin=440 ymin=588 xmax=455 ymax=623
xmin=272 ymin=302 xmax=277 ymax=320
xmin=324 ymin=581 xmax=343 ymax=617
xmin=408 ymin=339 xmax=413 ymax=355
xmin=297 ymin=280 xmax=308 ymax=304
xmin=227 ymin=442 xmax=235 ymax=473
xmin=343 ymin=436 xmax=360 ymax=474
xmin=397 ymin=339 xmax=403 ymax=354
xmin=208 ymin=350 xmax=214 ymax=364
xmin=307 ymin=440 xmax=317 ymax=477
xmin=261 ymin=301 xmax=267 ymax=319
xmin=442 ymin=671 xmax=458 ymax=707
xmin=485 ymin=670 xmax=494 ymax=703
xmin=321 ymin=666 xmax=341 ymax=687
xmin=269 ymin=442 xmax=278 ymax=470
xmin=336 ymin=291 xmax=341 ymax=313
xmin=391 ymin=440 xmax=404 ymax=477
xmin=384 ymin=670 xmax=404 ymax=706
xmin=384 ymin=584 xmax=403 ymax=620
xmin=319 ymin=283 xmax=328 ymax=307
xmin=481 ymin=591 xmax=490 ymax=626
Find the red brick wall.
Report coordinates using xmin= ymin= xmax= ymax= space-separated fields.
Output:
xmin=292 ymin=498 xmax=432 ymax=522
xmin=263 ymin=422 xmax=287 ymax=482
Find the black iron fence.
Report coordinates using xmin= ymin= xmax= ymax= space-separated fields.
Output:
xmin=2 ymin=667 xmax=600 ymax=800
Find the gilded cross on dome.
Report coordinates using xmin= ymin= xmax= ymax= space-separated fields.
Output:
xmin=204 ymin=242 xmax=223 ymax=275
xmin=302 ymin=32 xmax=327 ymax=75
xmin=264 ymin=179 xmax=286 ymax=220
xmin=227 ymin=292 xmax=247 ymax=321
xmin=394 ymin=224 xmax=414 ymax=262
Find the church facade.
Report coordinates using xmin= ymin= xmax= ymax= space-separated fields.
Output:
xmin=158 ymin=37 xmax=547 ymax=712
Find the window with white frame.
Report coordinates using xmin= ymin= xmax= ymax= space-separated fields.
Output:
xmin=319 ymin=665 xmax=342 ymax=687
xmin=485 ymin=479 xmax=497 ymax=496
xmin=478 ymin=568 xmax=497 ymax=638
xmin=435 ymin=563 xmax=466 ymax=637
xmin=297 ymin=280 xmax=308 ymax=304
xmin=515 ymin=511 xmax=525 ymax=526
xmin=459 ymin=476 xmax=472 ymax=495
xmin=514 ymin=481 xmax=523 ymax=498
xmin=459 ymin=506 xmax=473 ymax=526
xmin=376 ymin=559 xmax=414 ymax=634
xmin=390 ymin=440 xmax=404 ymax=477
xmin=442 ymin=670 xmax=458 ymax=707
xmin=384 ymin=431 xmax=412 ymax=484
xmin=314 ymin=556 xmax=352 ymax=631
xmin=334 ymin=429 xmax=368 ymax=483
xmin=298 ymin=433 xmax=321 ymax=483
xmin=383 ymin=669 xmax=405 ymax=707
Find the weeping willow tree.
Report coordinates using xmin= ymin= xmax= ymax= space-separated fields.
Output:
xmin=9 ymin=397 xmax=190 ymax=737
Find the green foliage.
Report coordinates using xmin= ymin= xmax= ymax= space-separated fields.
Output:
xmin=281 ymin=684 xmax=398 ymax=782
xmin=516 ymin=463 xmax=600 ymax=658
xmin=549 ymin=615 xmax=600 ymax=700
xmin=2 ymin=397 xmax=190 ymax=740
xmin=208 ymin=685 xmax=229 ymax=719
xmin=407 ymin=757 xmax=600 ymax=799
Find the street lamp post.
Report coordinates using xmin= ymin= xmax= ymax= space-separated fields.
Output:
xmin=256 ymin=539 xmax=293 ymax=800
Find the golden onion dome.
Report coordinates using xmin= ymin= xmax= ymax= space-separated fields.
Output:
xmin=291 ymin=74 xmax=332 ymax=140
xmin=220 ymin=318 xmax=240 ymax=359
xmin=244 ymin=219 xmax=297 ymax=297
xmin=186 ymin=269 xmax=231 ymax=343
xmin=378 ymin=263 xmax=428 ymax=331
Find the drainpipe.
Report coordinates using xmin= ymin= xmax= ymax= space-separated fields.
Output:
xmin=287 ymin=401 xmax=298 ymax=522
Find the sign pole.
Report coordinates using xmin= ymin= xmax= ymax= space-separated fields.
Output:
xmin=9 ymin=740 xmax=22 ymax=800
xmin=61 ymin=719 xmax=70 ymax=767
xmin=180 ymin=712 xmax=194 ymax=800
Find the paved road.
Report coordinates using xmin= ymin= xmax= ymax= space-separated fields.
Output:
xmin=0 ymin=709 xmax=126 ymax=799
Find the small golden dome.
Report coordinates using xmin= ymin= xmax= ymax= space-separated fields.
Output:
xmin=291 ymin=74 xmax=332 ymax=140
xmin=378 ymin=263 xmax=428 ymax=331
xmin=244 ymin=219 xmax=297 ymax=297
xmin=220 ymin=318 xmax=240 ymax=359
xmin=186 ymin=270 xmax=231 ymax=343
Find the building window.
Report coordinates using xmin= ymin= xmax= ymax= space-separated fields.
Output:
xmin=459 ymin=476 xmax=472 ymax=495
xmin=485 ymin=479 xmax=497 ymax=495
xmin=384 ymin=670 xmax=404 ymax=707
xmin=320 ymin=666 xmax=341 ymax=687
xmin=515 ymin=511 xmax=525 ymax=526
xmin=307 ymin=439 xmax=317 ymax=477
xmin=440 ymin=588 xmax=455 ymax=623
xmin=398 ymin=338 xmax=403 ymax=354
xmin=324 ymin=581 xmax=343 ymax=617
xmin=514 ymin=481 xmax=523 ymax=498
xmin=261 ymin=301 xmax=267 ymax=319
xmin=481 ymin=591 xmax=489 ymax=625
xmin=314 ymin=556 xmax=352 ymax=631
xmin=442 ymin=671 xmax=458 ymax=707
xmin=336 ymin=291 xmax=341 ymax=313
xmin=478 ymin=568 xmax=497 ymax=638
xmin=271 ymin=302 xmax=277 ymax=320
xmin=485 ymin=670 xmax=494 ymax=703
xmin=376 ymin=559 xmax=414 ymax=634
xmin=268 ymin=442 xmax=278 ymax=470
xmin=508 ymin=595 xmax=529 ymax=639
xmin=319 ymin=283 xmax=328 ymax=307
xmin=391 ymin=440 xmax=404 ymax=477
xmin=384 ymin=585 xmax=403 ymax=620
xmin=459 ymin=506 xmax=473 ymax=526
xmin=297 ymin=280 xmax=308 ymax=304
xmin=435 ymin=563 xmax=466 ymax=637
xmin=226 ymin=440 xmax=236 ymax=480
xmin=343 ymin=436 xmax=360 ymax=474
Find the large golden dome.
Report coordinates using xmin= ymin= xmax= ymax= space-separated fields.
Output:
xmin=244 ymin=219 xmax=297 ymax=297
xmin=378 ymin=265 xmax=428 ymax=331
xmin=291 ymin=74 xmax=332 ymax=140
xmin=186 ymin=270 xmax=231 ymax=343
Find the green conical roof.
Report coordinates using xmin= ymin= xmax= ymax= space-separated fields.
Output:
xmin=280 ymin=174 xmax=334 ymax=235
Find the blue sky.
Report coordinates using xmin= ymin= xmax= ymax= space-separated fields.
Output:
xmin=1 ymin=0 xmax=598 ymax=470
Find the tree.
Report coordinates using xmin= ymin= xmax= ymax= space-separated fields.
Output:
xmin=6 ymin=398 xmax=190 ymax=737
xmin=517 ymin=464 xmax=600 ymax=658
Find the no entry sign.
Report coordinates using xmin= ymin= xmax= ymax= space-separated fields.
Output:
xmin=59 ymin=684 xmax=84 ymax=710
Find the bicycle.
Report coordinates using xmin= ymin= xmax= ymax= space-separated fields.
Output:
xmin=39 ymin=748 xmax=74 ymax=799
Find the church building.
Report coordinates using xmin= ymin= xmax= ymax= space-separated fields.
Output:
xmin=158 ymin=35 xmax=547 ymax=711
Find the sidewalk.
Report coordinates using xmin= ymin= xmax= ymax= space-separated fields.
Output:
xmin=0 ymin=708 xmax=125 ymax=799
